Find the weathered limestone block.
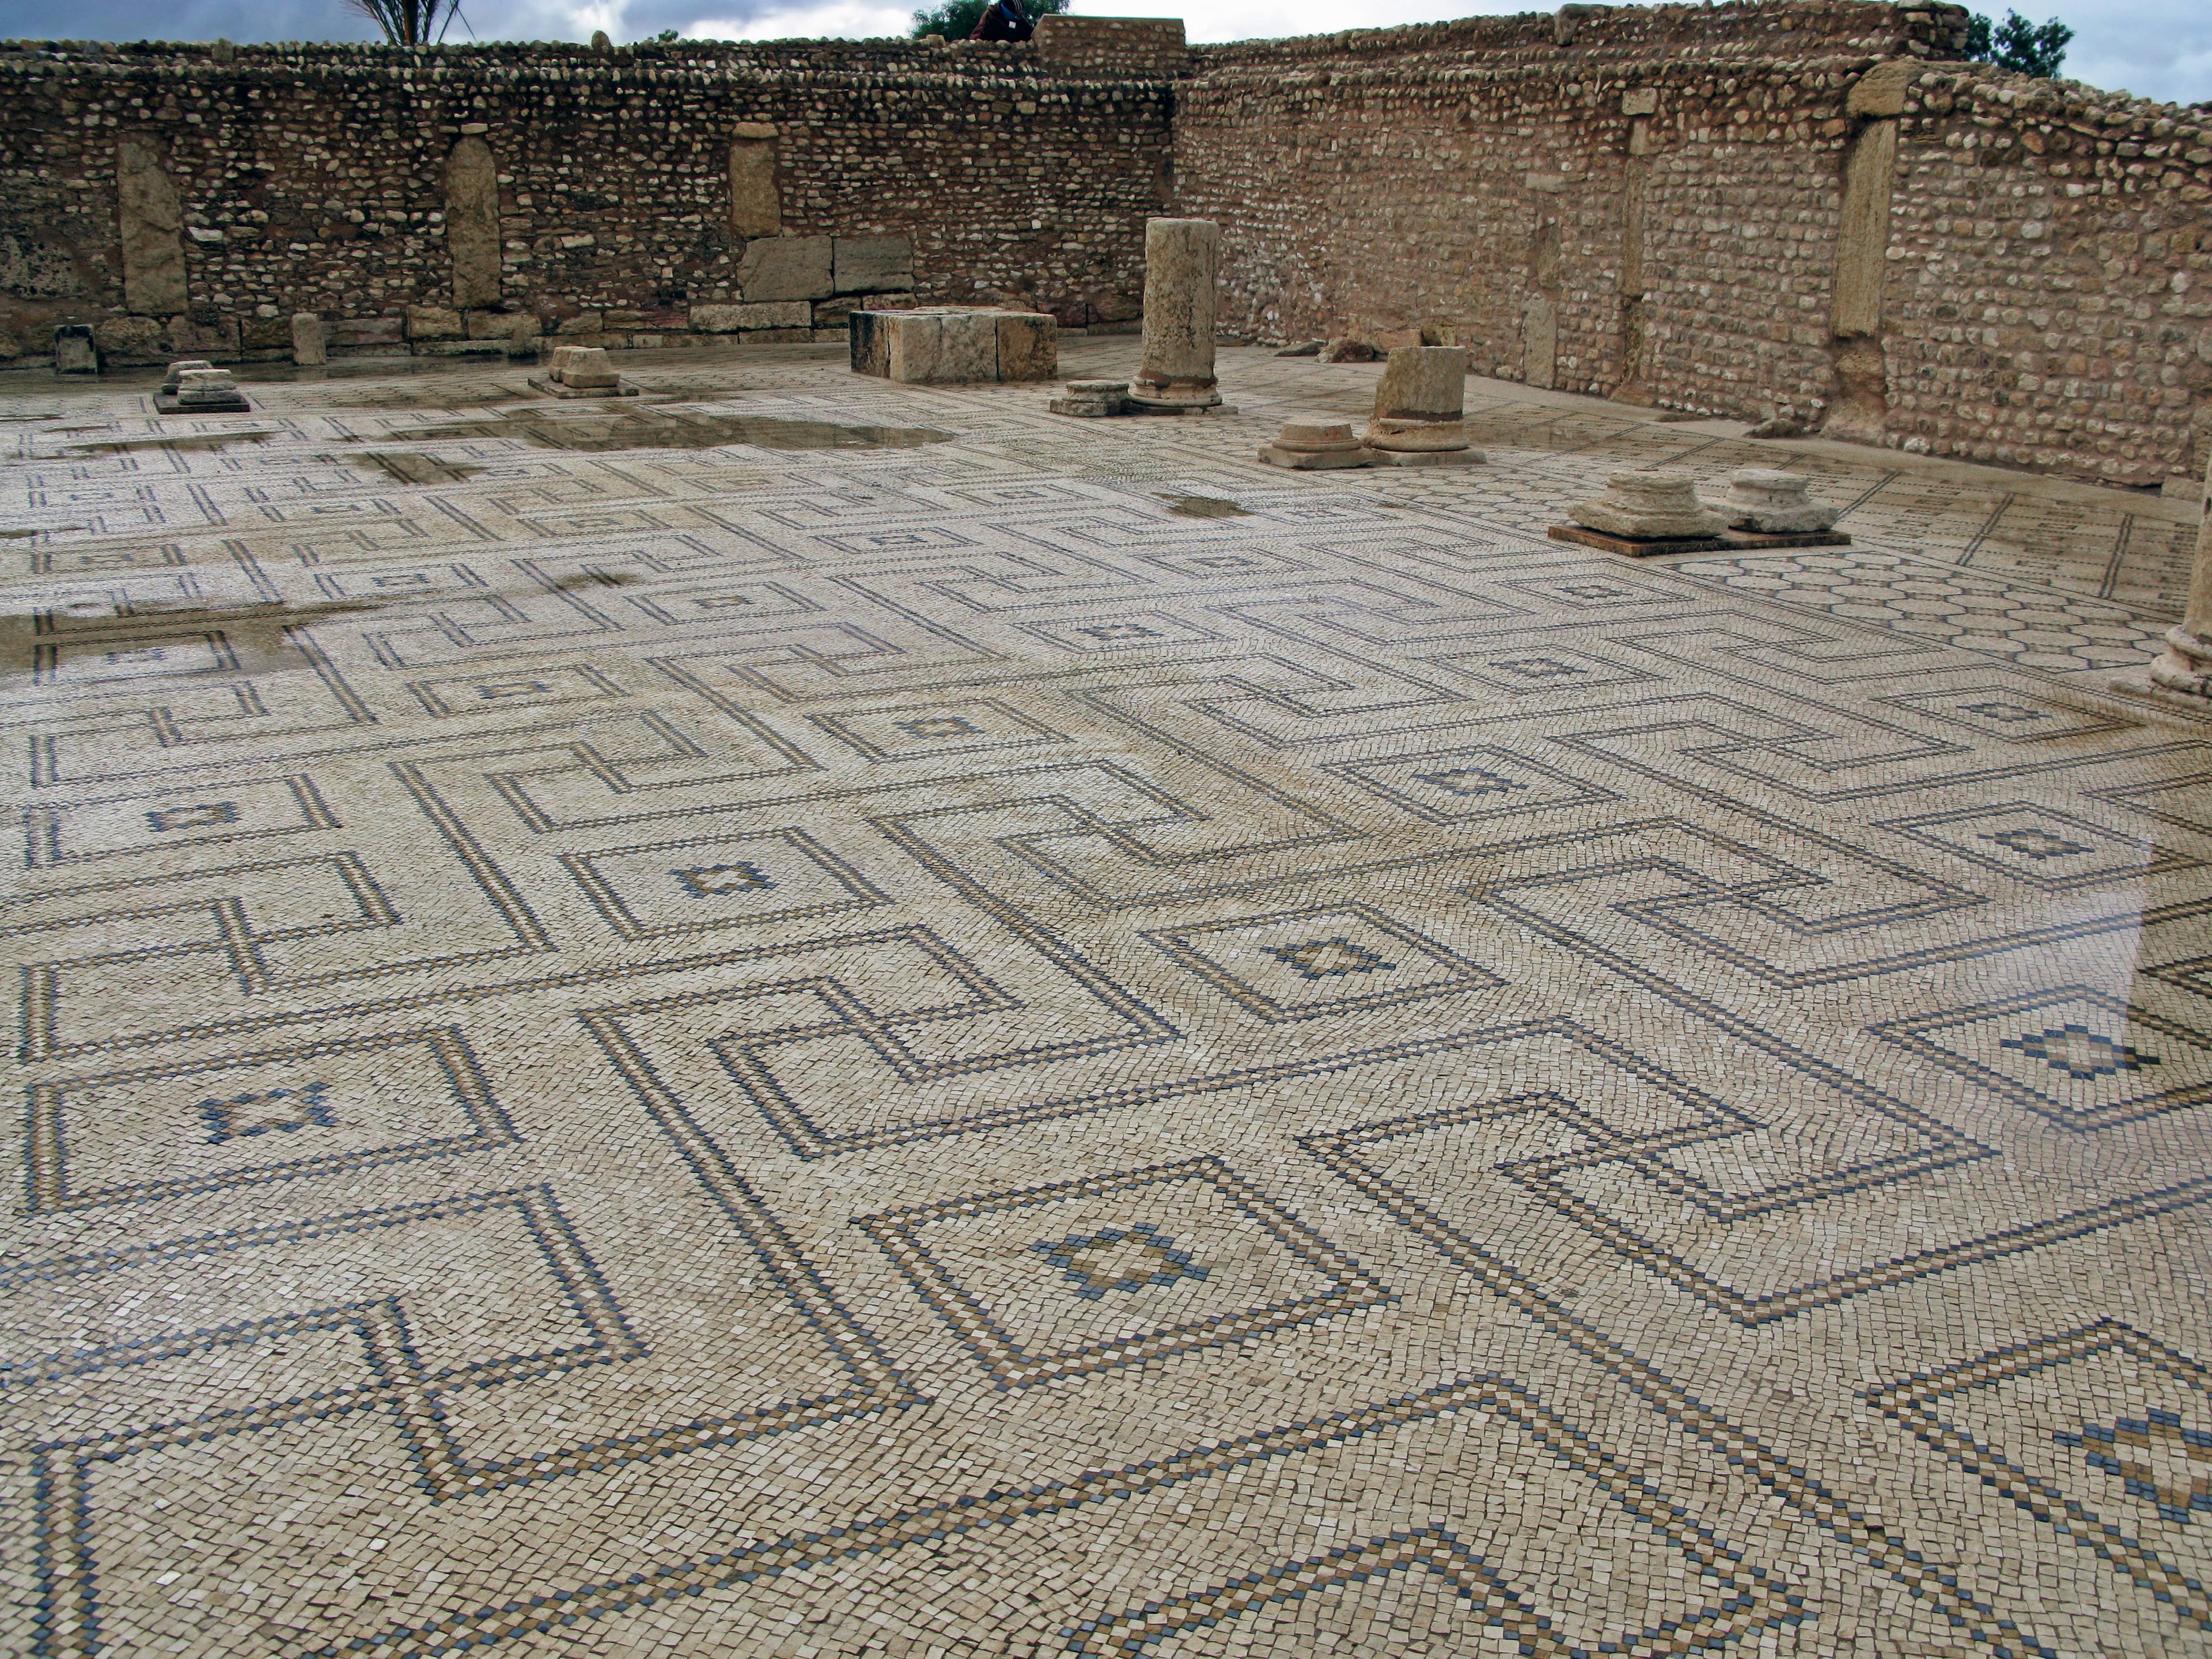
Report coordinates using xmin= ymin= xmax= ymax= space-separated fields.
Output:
xmin=407 ymin=305 xmax=465 ymax=340
xmin=93 ymin=315 xmax=166 ymax=362
xmin=1128 ymin=218 xmax=1221 ymax=411
xmin=1049 ymin=378 xmax=1128 ymax=416
xmin=1713 ymin=469 xmax=1838 ymax=532
xmin=833 ymin=236 xmax=914 ymax=295
xmin=1571 ymin=472 xmax=1724 ymax=539
xmin=737 ymin=236 xmax=834 ymax=302
xmin=1831 ymin=118 xmax=1896 ymax=340
xmin=291 ymin=314 xmax=330 ymax=365
xmin=849 ymin=307 xmax=1052 ymax=384
xmin=1847 ymin=59 xmax=1918 ymax=118
xmin=997 ymin=312 xmax=1057 ymax=381
xmin=116 ymin=137 xmax=188 ymax=316
xmin=52 ymin=323 xmax=99 ymax=374
xmin=1522 ymin=295 xmax=1558 ymax=391
xmin=157 ymin=362 xmax=250 ymax=412
xmin=329 ymin=316 xmax=404 ymax=350
xmin=1260 ymin=416 xmax=1368 ymax=469
xmin=547 ymin=344 xmax=619 ymax=387
xmin=166 ymin=316 xmax=240 ymax=357
xmin=690 ymin=301 xmax=813 ymax=332
xmin=728 ymin=123 xmax=781 ymax=238
xmin=444 ymin=136 xmax=502 ymax=310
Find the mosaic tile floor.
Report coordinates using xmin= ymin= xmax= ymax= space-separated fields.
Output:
xmin=4 ymin=340 xmax=2211 ymax=1659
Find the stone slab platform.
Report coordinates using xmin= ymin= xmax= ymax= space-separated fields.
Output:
xmin=1550 ymin=524 xmax=1853 ymax=557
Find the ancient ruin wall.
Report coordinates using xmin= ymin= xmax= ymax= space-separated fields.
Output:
xmin=1176 ymin=3 xmax=2212 ymax=487
xmin=0 ymin=34 xmax=1175 ymax=364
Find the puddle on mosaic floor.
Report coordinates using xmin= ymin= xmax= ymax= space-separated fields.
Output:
xmin=1 ymin=344 xmax=2210 ymax=1659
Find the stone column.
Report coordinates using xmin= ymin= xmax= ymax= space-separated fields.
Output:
xmin=2140 ymin=448 xmax=2212 ymax=699
xmin=1128 ymin=218 xmax=1222 ymax=412
xmin=443 ymin=136 xmax=502 ymax=310
xmin=116 ymin=137 xmax=187 ymax=317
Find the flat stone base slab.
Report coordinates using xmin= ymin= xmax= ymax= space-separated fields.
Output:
xmin=1366 ymin=446 xmax=1483 ymax=467
xmin=528 ymin=376 xmax=639 ymax=398
xmin=1125 ymin=400 xmax=1239 ymax=416
xmin=1550 ymin=524 xmax=1733 ymax=557
xmin=1722 ymin=528 xmax=1851 ymax=548
xmin=153 ymin=392 xmax=251 ymax=414
xmin=1258 ymin=444 xmax=1369 ymax=469
xmin=2108 ymin=672 xmax=2212 ymax=713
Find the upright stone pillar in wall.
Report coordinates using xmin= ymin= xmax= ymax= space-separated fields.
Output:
xmin=443 ymin=136 xmax=502 ymax=311
xmin=1128 ymin=218 xmax=1222 ymax=412
xmin=1611 ymin=88 xmax=1657 ymax=405
xmin=1523 ymin=172 xmax=1566 ymax=391
xmin=728 ymin=123 xmax=782 ymax=240
xmin=1823 ymin=61 xmax=1913 ymax=444
xmin=116 ymin=138 xmax=187 ymax=317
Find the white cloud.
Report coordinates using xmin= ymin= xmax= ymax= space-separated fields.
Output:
xmin=686 ymin=0 xmax=910 ymax=38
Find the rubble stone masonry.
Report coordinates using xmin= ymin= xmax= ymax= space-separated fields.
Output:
xmin=3 ymin=3 xmax=2210 ymax=486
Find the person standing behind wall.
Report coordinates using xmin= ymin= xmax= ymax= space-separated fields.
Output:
xmin=971 ymin=0 xmax=1033 ymax=41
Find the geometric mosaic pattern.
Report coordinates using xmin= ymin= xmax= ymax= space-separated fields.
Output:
xmin=3 ymin=340 xmax=2211 ymax=1659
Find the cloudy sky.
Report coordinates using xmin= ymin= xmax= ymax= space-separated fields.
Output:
xmin=0 ymin=0 xmax=2205 ymax=107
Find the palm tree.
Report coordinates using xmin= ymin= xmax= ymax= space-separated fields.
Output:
xmin=352 ymin=0 xmax=467 ymax=47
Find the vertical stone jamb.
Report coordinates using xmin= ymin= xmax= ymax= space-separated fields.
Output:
xmin=443 ymin=135 xmax=502 ymax=311
xmin=115 ymin=137 xmax=187 ymax=317
xmin=1612 ymin=88 xmax=1657 ymax=405
xmin=728 ymin=123 xmax=782 ymax=241
xmin=1822 ymin=60 xmax=1913 ymax=444
xmin=1523 ymin=171 xmax=1566 ymax=391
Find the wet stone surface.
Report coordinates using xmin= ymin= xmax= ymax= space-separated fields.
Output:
xmin=0 ymin=342 xmax=2209 ymax=1659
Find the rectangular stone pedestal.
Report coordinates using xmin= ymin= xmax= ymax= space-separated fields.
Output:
xmin=1550 ymin=524 xmax=1733 ymax=557
xmin=154 ymin=391 xmax=251 ymax=414
xmin=1721 ymin=529 xmax=1852 ymax=549
xmin=527 ymin=376 xmax=638 ymax=399
xmin=850 ymin=308 xmax=1056 ymax=384
xmin=1258 ymin=444 xmax=1368 ymax=469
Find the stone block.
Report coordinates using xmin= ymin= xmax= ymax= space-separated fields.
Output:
xmin=938 ymin=312 xmax=998 ymax=382
xmin=1049 ymin=378 xmax=1128 ymax=417
xmin=329 ymin=316 xmax=404 ymax=348
xmin=444 ymin=136 xmax=502 ymax=309
xmin=93 ymin=315 xmax=166 ymax=362
xmin=547 ymin=344 xmax=619 ymax=388
xmin=729 ymin=128 xmax=781 ymax=238
xmin=1522 ymin=295 xmax=1558 ymax=389
xmin=996 ymin=312 xmax=1058 ymax=381
xmin=691 ymin=301 xmax=811 ymax=332
xmin=166 ymin=315 xmax=240 ymax=357
xmin=737 ymin=236 xmax=834 ymax=302
xmin=116 ymin=137 xmax=187 ymax=316
xmin=291 ymin=313 xmax=329 ymax=365
xmin=52 ymin=324 xmax=99 ymax=374
xmin=1847 ymin=59 xmax=1917 ymax=118
xmin=1620 ymin=87 xmax=1658 ymax=116
xmin=833 ymin=236 xmax=914 ymax=295
xmin=407 ymin=305 xmax=465 ymax=340
xmin=556 ymin=313 xmax=604 ymax=335
xmin=745 ymin=327 xmax=816 ymax=344
xmin=849 ymin=309 xmax=892 ymax=377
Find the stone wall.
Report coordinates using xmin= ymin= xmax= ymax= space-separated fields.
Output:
xmin=0 ymin=28 xmax=1173 ymax=366
xmin=5 ymin=6 xmax=2211 ymax=487
xmin=1175 ymin=2 xmax=2212 ymax=487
